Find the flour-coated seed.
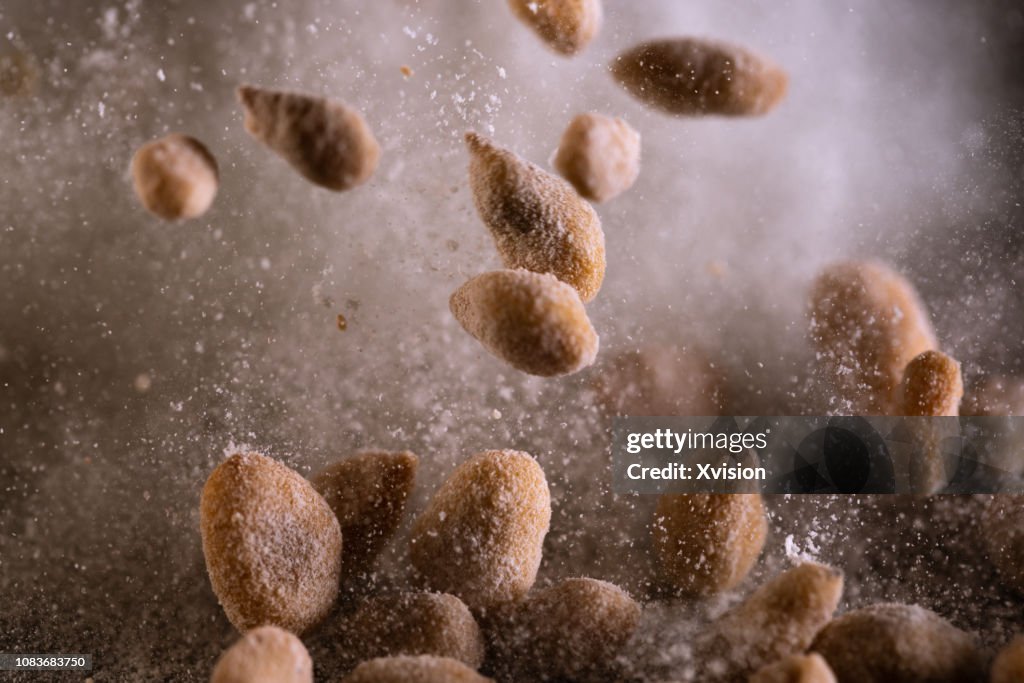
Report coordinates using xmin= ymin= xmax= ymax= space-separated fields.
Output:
xmin=809 ymin=260 xmax=937 ymax=415
xmin=343 ymin=592 xmax=484 ymax=670
xmin=209 ymin=625 xmax=312 ymax=683
xmin=750 ymin=653 xmax=836 ymax=683
xmin=466 ymin=132 xmax=606 ymax=302
xmin=409 ymin=449 xmax=551 ymax=614
xmin=611 ymin=38 xmax=787 ymax=117
xmin=652 ymin=493 xmax=766 ymax=596
xmin=698 ymin=562 xmax=844 ymax=682
xmin=342 ymin=655 xmax=492 ymax=683
xmin=553 ymin=113 xmax=640 ymax=202
xmin=899 ymin=350 xmax=964 ymax=493
xmin=504 ymin=577 xmax=641 ymax=682
xmin=811 ymin=603 xmax=983 ymax=683
xmin=200 ymin=452 xmax=342 ymax=634
xmin=508 ymin=0 xmax=602 ymax=56
xmin=450 ymin=269 xmax=599 ymax=377
xmin=131 ymin=133 xmax=218 ymax=220
xmin=311 ymin=450 xmax=417 ymax=578
xmin=238 ymin=85 xmax=379 ymax=191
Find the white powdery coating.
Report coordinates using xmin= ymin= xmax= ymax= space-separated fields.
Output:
xmin=409 ymin=449 xmax=551 ymax=614
xmin=210 ymin=625 xmax=312 ymax=683
xmin=200 ymin=452 xmax=343 ymax=635
xmin=466 ymin=132 xmax=606 ymax=302
xmin=553 ymin=113 xmax=640 ymax=203
xmin=450 ymin=269 xmax=599 ymax=377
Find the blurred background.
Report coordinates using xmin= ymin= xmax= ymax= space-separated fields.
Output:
xmin=1 ymin=0 xmax=1023 ymax=680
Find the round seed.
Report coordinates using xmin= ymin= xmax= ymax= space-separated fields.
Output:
xmin=409 ymin=449 xmax=551 ymax=614
xmin=466 ymin=132 xmax=606 ymax=302
xmin=992 ymin=635 xmax=1024 ymax=683
xmin=342 ymin=592 xmax=484 ymax=670
xmin=210 ymin=625 xmax=312 ymax=683
xmin=750 ymin=653 xmax=836 ymax=683
xmin=652 ymin=493 xmax=767 ymax=596
xmin=450 ymin=269 xmax=599 ymax=377
xmin=500 ymin=577 xmax=641 ymax=681
xmin=610 ymin=38 xmax=787 ymax=117
xmin=200 ymin=452 xmax=342 ymax=635
xmin=342 ymin=655 xmax=492 ymax=683
xmin=900 ymin=350 xmax=963 ymax=417
xmin=130 ymin=133 xmax=218 ymax=220
xmin=553 ymin=113 xmax=640 ymax=203
xmin=809 ymin=260 xmax=937 ymax=415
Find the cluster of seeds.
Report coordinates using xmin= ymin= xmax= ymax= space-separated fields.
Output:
xmin=163 ymin=5 xmax=1024 ymax=682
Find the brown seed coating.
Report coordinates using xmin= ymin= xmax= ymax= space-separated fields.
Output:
xmin=809 ymin=260 xmax=937 ymax=415
xmin=200 ymin=452 xmax=343 ymax=635
xmin=751 ymin=653 xmax=836 ymax=683
xmin=811 ymin=603 xmax=983 ymax=683
xmin=343 ymin=592 xmax=485 ymax=669
xmin=505 ymin=577 xmax=641 ymax=681
xmin=553 ymin=113 xmax=640 ymax=203
xmin=310 ymin=450 xmax=417 ymax=578
xmin=130 ymin=133 xmax=219 ymax=220
xmin=508 ymin=0 xmax=602 ymax=55
xmin=450 ymin=269 xmax=599 ymax=377
xmin=238 ymin=85 xmax=379 ymax=191
xmin=992 ymin=635 xmax=1024 ymax=683
xmin=409 ymin=449 xmax=551 ymax=614
xmin=610 ymin=37 xmax=788 ymax=117
xmin=698 ymin=562 xmax=844 ymax=682
xmin=342 ymin=655 xmax=492 ymax=683
xmin=900 ymin=350 xmax=963 ymax=417
xmin=466 ymin=132 xmax=606 ymax=302
xmin=983 ymin=495 xmax=1024 ymax=595
xmin=652 ymin=494 xmax=767 ymax=596
xmin=210 ymin=625 xmax=312 ymax=683
xmin=593 ymin=344 xmax=726 ymax=416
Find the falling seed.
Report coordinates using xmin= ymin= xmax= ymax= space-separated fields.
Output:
xmin=553 ymin=112 xmax=640 ymax=202
xmin=400 ymin=65 xmax=414 ymax=78
xmin=611 ymin=37 xmax=788 ymax=117
xmin=238 ymin=84 xmax=380 ymax=192
xmin=130 ymin=134 xmax=219 ymax=221
xmin=465 ymin=132 xmax=606 ymax=302
xmin=508 ymin=0 xmax=603 ymax=56
xmin=134 ymin=373 xmax=152 ymax=393
xmin=450 ymin=269 xmax=599 ymax=377
xmin=337 ymin=313 xmax=348 ymax=331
